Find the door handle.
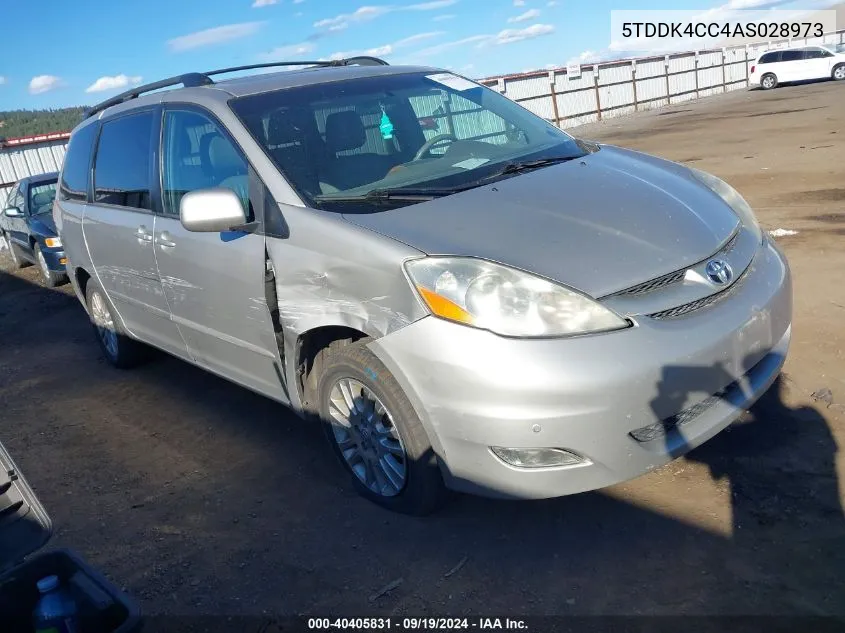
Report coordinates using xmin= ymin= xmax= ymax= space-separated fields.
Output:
xmin=156 ymin=231 xmax=176 ymax=249
xmin=135 ymin=225 xmax=152 ymax=244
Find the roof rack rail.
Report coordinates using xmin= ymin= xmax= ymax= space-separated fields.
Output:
xmin=84 ymin=56 xmax=390 ymax=120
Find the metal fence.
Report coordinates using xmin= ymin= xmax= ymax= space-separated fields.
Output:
xmin=0 ymin=132 xmax=70 ymax=201
xmin=478 ymin=29 xmax=845 ymax=129
xmin=1 ymin=28 xmax=844 ymax=201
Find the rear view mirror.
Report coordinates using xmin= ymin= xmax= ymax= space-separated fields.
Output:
xmin=179 ymin=188 xmax=247 ymax=233
xmin=3 ymin=207 xmax=22 ymax=218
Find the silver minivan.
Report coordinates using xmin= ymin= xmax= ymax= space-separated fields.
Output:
xmin=55 ymin=58 xmax=792 ymax=514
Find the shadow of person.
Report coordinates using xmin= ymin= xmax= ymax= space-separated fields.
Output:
xmin=653 ymin=356 xmax=845 ymax=615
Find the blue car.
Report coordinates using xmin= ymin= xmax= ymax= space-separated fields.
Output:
xmin=1 ymin=172 xmax=68 ymax=287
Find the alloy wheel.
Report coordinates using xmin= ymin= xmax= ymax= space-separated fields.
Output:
xmin=90 ymin=291 xmax=119 ymax=360
xmin=834 ymin=66 xmax=845 ymax=80
xmin=37 ymin=249 xmax=50 ymax=283
xmin=328 ymin=378 xmax=408 ymax=497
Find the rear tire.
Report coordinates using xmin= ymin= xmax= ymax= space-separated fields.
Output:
xmin=85 ymin=280 xmax=147 ymax=369
xmin=833 ymin=64 xmax=845 ymax=81
xmin=35 ymin=244 xmax=65 ymax=288
xmin=760 ymin=73 xmax=778 ymax=90
xmin=314 ymin=340 xmax=447 ymax=515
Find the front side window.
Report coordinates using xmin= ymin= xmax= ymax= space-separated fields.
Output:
xmin=231 ymin=71 xmax=587 ymax=210
xmin=59 ymin=123 xmax=97 ymax=202
xmin=29 ymin=181 xmax=58 ymax=216
xmin=94 ymin=111 xmax=153 ymax=210
xmin=160 ymin=109 xmax=250 ymax=218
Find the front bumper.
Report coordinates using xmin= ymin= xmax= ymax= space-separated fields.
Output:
xmin=40 ymin=246 xmax=67 ymax=273
xmin=369 ymin=238 xmax=792 ymax=500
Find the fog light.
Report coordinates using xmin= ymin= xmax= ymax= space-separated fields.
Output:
xmin=59 ymin=258 xmax=67 ymax=265
xmin=491 ymin=446 xmax=585 ymax=468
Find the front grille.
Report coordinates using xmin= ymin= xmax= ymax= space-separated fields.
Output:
xmin=647 ymin=260 xmax=750 ymax=319
xmin=613 ymin=228 xmax=741 ymax=298
xmin=619 ymin=269 xmax=686 ymax=296
xmin=630 ymin=393 xmax=723 ymax=442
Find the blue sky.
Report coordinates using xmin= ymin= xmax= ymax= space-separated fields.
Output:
xmin=0 ymin=0 xmax=834 ymax=110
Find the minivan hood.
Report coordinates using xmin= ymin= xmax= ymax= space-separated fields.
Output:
xmin=343 ymin=145 xmax=740 ymax=297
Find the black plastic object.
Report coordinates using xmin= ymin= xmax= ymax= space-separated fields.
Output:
xmin=84 ymin=56 xmax=390 ymax=120
xmin=0 ymin=440 xmax=142 ymax=633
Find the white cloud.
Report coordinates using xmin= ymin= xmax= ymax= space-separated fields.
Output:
xmin=258 ymin=42 xmax=317 ymax=61
xmin=508 ymin=8 xmax=540 ymax=22
xmin=29 ymin=75 xmax=63 ymax=95
xmin=493 ymin=23 xmax=555 ymax=44
xmin=330 ymin=31 xmax=444 ymax=59
xmin=411 ymin=21 xmax=553 ymax=58
xmin=0 ymin=77 xmax=6 ymax=86
xmin=85 ymin=74 xmax=143 ymax=93
xmin=252 ymin=0 xmax=277 ymax=6
xmin=414 ymin=34 xmax=491 ymax=57
xmin=168 ymin=22 xmax=264 ymax=52
xmin=547 ymin=0 xmax=558 ymax=5
xmin=410 ymin=0 xmax=457 ymax=8
xmin=432 ymin=13 xmax=456 ymax=21
xmin=514 ymin=0 xmax=526 ymax=5
xmin=315 ymin=1 xmax=458 ymax=30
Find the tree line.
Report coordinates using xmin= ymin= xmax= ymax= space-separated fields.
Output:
xmin=0 ymin=107 xmax=87 ymax=139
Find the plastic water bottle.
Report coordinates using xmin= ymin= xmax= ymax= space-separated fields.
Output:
xmin=33 ymin=575 xmax=79 ymax=633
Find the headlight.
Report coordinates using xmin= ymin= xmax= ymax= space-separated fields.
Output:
xmin=404 ymin=257 xmax=630 ymax=338
xmin=44 ymin=237 xmax=62 ymax=248
xmin=689 ymin=168 xmax=763 ymax=243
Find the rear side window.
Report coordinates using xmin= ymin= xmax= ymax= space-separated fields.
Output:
xmin=781 ymin=50 xmax=804 ymax=62
xmin=759 ymin=52 xmax=779 ymax=64
xmin=93 ymin=111 xmax=154 ymax=210
xmin=59 ymin=123 xmax=97 ymax=202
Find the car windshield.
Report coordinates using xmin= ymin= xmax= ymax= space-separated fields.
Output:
xmin=28 ymin=181 xmax=58 ymax=216
xmin=230 ymin=71 xmax=591 ymax=210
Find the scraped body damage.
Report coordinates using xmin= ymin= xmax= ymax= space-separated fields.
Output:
xmin=265 ymin=204 xmax=430 ymax=411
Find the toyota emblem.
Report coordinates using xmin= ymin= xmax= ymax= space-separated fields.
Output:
xmin=705 ymin=259 xmax=733 ymax=285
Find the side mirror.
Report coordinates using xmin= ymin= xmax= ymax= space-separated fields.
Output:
xmin=3 ymin=207 xmax=22 ymax=218
xmin=179 ymin=188 xmax=247 ymax=233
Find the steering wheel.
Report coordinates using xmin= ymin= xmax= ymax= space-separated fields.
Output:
xmin=413 ymin=133 xmax=458 ymax=161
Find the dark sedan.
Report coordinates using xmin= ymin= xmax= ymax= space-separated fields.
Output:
xmin=1 ymin=172 xmax=67 ymax=287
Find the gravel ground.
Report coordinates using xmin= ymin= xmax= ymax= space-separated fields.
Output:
xmin=1 ymin=79 xmax=844 ymax=621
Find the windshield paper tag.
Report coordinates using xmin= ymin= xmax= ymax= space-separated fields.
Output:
xmin=426 ymin=73 xmax=477 ymax=92
xmin=452 ymin=158 xmax=490 ymax=170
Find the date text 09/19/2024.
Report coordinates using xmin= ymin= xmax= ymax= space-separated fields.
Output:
xmin=307 ymin=618 xmax=529 ymax=630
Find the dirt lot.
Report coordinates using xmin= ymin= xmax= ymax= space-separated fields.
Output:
xmin=1 ymin=80 xmax=844 ymax=621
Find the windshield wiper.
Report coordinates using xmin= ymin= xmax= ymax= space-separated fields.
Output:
xmin=492 ymin=155 xmax=581 ymax=177
xmin=314 ymin=187 xmax=463 ymax=205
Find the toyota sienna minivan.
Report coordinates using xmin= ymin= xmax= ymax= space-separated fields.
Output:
xmin=54 ymin=57 xmax=792 ymax=514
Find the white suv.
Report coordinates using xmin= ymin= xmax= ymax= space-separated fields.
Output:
xmin=749 ymin=45 xmax=845 ymax=90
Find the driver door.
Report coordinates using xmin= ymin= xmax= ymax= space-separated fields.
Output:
xmin=4 ymin=185 xmax=30 ymax=257
xmin=153 ymin=106 xmax=289 ymax=402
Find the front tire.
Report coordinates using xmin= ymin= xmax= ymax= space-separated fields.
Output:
xmin=35 ymin=244 xmax=65 ymax=288
xmin=760 ymin=73 xmax=778 ymax=90
xmin=833 ymin=64 xmax=845 ymax=81
xmin=315 ymin=340 xmax=447 ymax=515
xmin=85 ymin=280 xmax=147 ymax=369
